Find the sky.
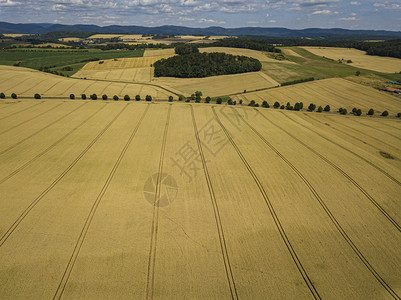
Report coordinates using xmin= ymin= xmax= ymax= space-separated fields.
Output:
xmin=0 ymin=0 xmax=400 ymax=31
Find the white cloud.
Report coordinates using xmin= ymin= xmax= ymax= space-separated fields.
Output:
xmin=350 ymin=1 xmax=360 ymax=5
xmin=268 ymin=19 xmax=277 ymax=23
xmin=340 ymin=16 xmax=357 ymax=20
xmin=312 ymin=9 xmax=332 ymax=14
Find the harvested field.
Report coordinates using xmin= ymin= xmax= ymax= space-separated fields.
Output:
xmin=154 ymin=71 xmax=279 ymax=97
xmin=232 ymin=77 xmax=401 ymax=114
xmin=0 ymin=100 xmax=400 ymax=299
xmin=281 ymin=48 xmax=304 ymax=58
xmin=0 ymin=66 xmax=174 ymax=99
xmin=302 ymin=47 xmax=401 ymax=73
xmin=143 ymin=48 xmax=175 ymax=57
xmin=58 ymin=37 xmax=82 ymax=42
xmin=79 ymin=55 xmax=173 ymax=71
xmin=201 ymin=47 xmax=295 ymax=63
xmin=74 ymin=67 xmax=153 ymax=82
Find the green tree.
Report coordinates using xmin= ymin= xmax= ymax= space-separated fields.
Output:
xmin=338 ymin=107 xmax=343 ymax=113
xmin=239 ymin=100 xmax=243 ymax=105
xmin=381 ymin=110 xmax=389 ymax=117
xmin=195 ymin=91 xmax=202 ymax=97
xmin=367 ymin=108 xmax=374 ymax=115
xmin=248 ymin=100 xmax=256 ymax=107
xmin=341 ymin=108 xmax=348 ymax=115
xmin=299 ymin=102 xmax=304 ymax=109
xmin=81 ymin=94 xmax=86 ymax=100
xmin=90 ymin=94 xmax=97 ymax=100
xmin=135 ymin=95 xmax=140 ymax=101
xmin=308 ymin=103 xmax=316 ymax=112
xmin=227 ymin=98 xmax=233 ymax=105
xmin=397 ymin=113 xmax=401 ymax=118
xmin=113 ymin=95 xmax=119 ymax=101
xmin=11 ymin=93 xmax=17 ymax=99
xmin=262 ymin=101 xmax=269 ymax=108
xmin=355 ymin=109 xmax=362 ymax=116
xmin=102 ymin=94 xmax=108 ymax=100
xmin=324 ymin=105 xmax=330 ymax=112
xmin=124 ymin=95 xmax=130 ymax=101
xmin=168 ymin=96 xmax=173 ymax=102
xmin=352 ymin=107 xmax=357 ymax=114
xmin=280 ymin=105 xmax=285 ymax=109
xmin=34 ymin=93 xmax=41 ymax=99
xmin=205 ymin=96 xmax=211 ymax=103
xmin=70 ymin=94 xmax=75 ymax=100
xmin=216 ymin=98 xmax=222 ymax=104
xmin=0 ymin=92 xmax=5 ymax=99
xmin=146 ymin=95 xmax=152 ymax=101
xmin=179 ymin=95 xmax=185 ymax=101
xmin=294 ymin=102 xmax=301 ymax=111
xmin=356 ymin=71 xmax=361 ymax=76
xmin=273 ymin=101 xmax=280 ymax=108
xmin=195 ymin=94 xmax=201 ymax=102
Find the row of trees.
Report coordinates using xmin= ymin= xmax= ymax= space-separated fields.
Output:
xmin=71 ymin=93 xmax=153 ymax=101
xmin=201 ymin=39 xmax=281 ymax=53
xmin=154 ymin=51 xmax=262 ymax=78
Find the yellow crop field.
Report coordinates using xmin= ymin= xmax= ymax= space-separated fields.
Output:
xmin=302 ymin=47 xmax=401 ymax=73
xmin=201 ymin=47 xmax=295 ymax=63
xmin=0 ymin=66 xmax=174 ymax=99
xmin=74 ymin=67 xmax=153 ymax=82
xmin=79 ymin=55 xmax=174 ymax=71
xmin=281 ymin=48 xmax=303 ymax=58
xmin=154 ymin=71 xmax=279 ymax=96
xmin=88 ymin=34 xmax=124 ymax=39
xmin=232 ymin=78 xmax=401 ymax=114
xmin=143 ymin=48 xmax=175 ymax=57
xmin=0 ymin=100 xmax=400 ymax=299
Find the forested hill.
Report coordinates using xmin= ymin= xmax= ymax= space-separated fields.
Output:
xmin=1 ymin=21 xmax=401 ymax=39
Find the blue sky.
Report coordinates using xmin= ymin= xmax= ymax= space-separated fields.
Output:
xmin=0 ymin=0 xmax=400 ymax=30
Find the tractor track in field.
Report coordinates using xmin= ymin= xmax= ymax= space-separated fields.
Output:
xmin=53 ymin=104 xmax=150 ymax=300
xmin=0 ymin=103 xmax=130 ymax=248
xmin=0 ymin=103 xmax=107 ymax=185
xmin=0 ymin=101 xmax=43 ymax=121
xmin=304 ymin=113 xmax=399 ymax=153
xmin=0 ymin=102 xmax=64 ymax=136
xmin=321 ymin=114 xmax=400 ymax=150
xmin=20 ymin=78 xmax=52 ymax=95
xmin=282 ymin=112 xmax=401 ymax=188
xmin=234 ymin=108 xmax=400 ymax=299
xmin=145 ymin=104 xmax=172 ymax=300
xmin=211 ymin=106 xmax=321 ymax=300
xmin=0 ymin=102 xmax=88 ymax=156
xmin=190 ymin=105 xmax=238 ymax=300
xmin=278 ymin=111 xmax=401 ymax=231
xmin=0 ymin=101 xmax=20 ymax=111
xmin=345 ymin=117 xmax=401 ymax=142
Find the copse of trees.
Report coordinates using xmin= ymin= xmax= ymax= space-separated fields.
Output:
xmin=154 ymin=51 xmax=262 ymax=78
xmin=175 ymin=44 xmax=200 ymax=55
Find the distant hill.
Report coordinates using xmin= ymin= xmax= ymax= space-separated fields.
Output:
xmin=1 ymin=22 xmax=401 ymax=39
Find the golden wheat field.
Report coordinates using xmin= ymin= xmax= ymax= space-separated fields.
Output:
xmin=153 ymin=71 xmax=279 ymax=97
xmin=302 ymin=47 xmax=401 ymax=73
xmin=232 ymin=77 xmax=401 ymax=114
xmin=0 ymin=66 xmax=175 ymax=99
xmin=0 ymin=99 xmax=400 ymax=299
xmin=201 ymin=47 xmax=295 ymax=64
